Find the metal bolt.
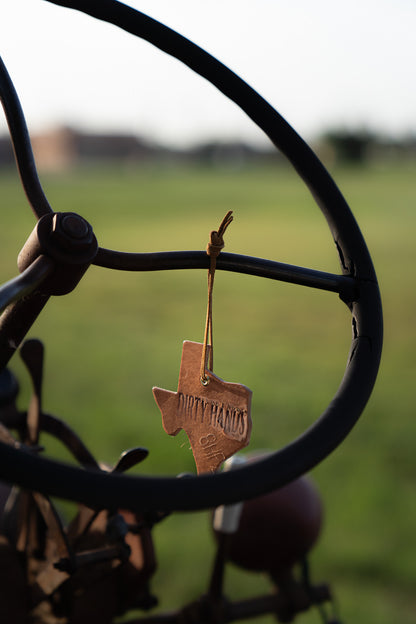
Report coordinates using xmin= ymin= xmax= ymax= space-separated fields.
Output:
xmin=51 ymin=212 xmax=94 ymax=250
xmin=61 ymin=214 xmax=89 ymax=240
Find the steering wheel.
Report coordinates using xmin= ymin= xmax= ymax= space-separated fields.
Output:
xmin=0 ymin=0 xmax=382 ymax=512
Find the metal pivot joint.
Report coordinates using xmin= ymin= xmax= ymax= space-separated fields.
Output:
xmin=17 ymin=212 xmax=98 ymax=296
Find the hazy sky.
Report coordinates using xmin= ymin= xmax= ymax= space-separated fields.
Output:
xmin=1 ymin=1 xmax=415 ymax=146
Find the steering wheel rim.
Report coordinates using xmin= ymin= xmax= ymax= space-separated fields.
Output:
xmin=0 ymin=0 xmax=382 ymax=512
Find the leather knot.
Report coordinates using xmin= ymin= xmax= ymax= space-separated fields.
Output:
xmin=206 ymin=211 xmax=233 ymax=258
xmin=206 ymin=231 xmax=225 ymax=258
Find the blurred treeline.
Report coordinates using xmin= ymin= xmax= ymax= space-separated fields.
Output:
xmin=1 ymin=126 xmax=415 ymax=172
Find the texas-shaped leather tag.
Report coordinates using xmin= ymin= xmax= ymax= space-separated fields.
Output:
xmin=153 ymin=341 xmax=252 ymax=474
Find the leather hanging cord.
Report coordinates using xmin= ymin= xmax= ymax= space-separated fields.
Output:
xmin=200 ymin=211 xmax=233 ymax=385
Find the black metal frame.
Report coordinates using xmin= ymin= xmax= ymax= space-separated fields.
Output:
xmin=0 ymin=0 xmax=383 ymax=512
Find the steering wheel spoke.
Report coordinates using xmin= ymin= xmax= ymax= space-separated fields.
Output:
xmin=94 ymin=248 xmax=358 ymax=302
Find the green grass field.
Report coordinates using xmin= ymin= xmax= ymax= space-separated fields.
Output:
xmin=0 ymin=160 xmax=415 ymax=623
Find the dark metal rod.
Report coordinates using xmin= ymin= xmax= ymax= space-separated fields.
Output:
xmin=0 ymin=409 xmax=100 ymax=470
xmin=0 ymin=290 xmax=51 ymax=371
xmin=0 ymin=256 xmax=54 ymax=314
xmin=94 ymin=248 xmax=357 ymax=301
xmin=0 ymin=56 xmax=53 ymax=220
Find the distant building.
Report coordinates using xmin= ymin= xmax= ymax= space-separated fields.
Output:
xmin=186 ymin=140 xmax=282 ymax=169
xmin=31 ymin=127 xmax=76 ymax=172
xmin=30 ymin=127 xmax=158 ymax=172
xmin=0 ymin=126 xmax=285 ymax=173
